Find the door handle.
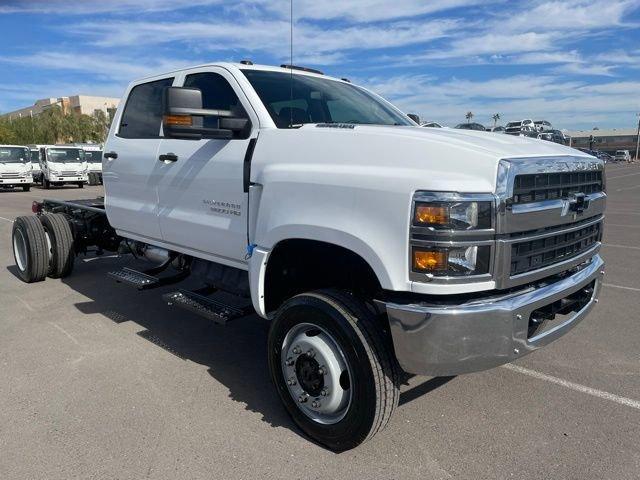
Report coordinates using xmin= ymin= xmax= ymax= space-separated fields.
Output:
xmin=159 ymin=153 xmax=178 ymax=162
xmin=104 ymin=151 xmax=118 ymax=159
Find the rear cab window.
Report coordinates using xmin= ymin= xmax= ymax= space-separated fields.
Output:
xmin=118 ymin=77 xmax=175 ymax=138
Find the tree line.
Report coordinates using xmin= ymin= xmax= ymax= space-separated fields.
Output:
xmin=0 ymin=106 xmax=111 ymax=145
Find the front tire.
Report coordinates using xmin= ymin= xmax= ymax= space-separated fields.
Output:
xmin=22 ymin=185 xmax=31 ymax=192
xmin=43 ymin=179 xmax=51 ymax=189
xmin=268 ymin=289 xmax=399 ymax=451
xmin=12 ymin=216 xmax=49 ymax=283
xmin=77 ymin=182 xmax=84 ymax=189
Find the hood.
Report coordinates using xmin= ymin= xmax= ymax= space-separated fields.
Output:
xmin=0 ymin=162 xmax=29 ymax=173
xmin=253 ymin=124 xmax=592 ymax=194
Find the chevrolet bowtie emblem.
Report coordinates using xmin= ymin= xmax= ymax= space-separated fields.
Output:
xmin=561 ymin=193 xmax=589 ymax=216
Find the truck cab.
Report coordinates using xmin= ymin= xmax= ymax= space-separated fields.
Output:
xmin=39 ymin=145 xmax=88 ymax=189
xmin=82 ymin=145 xmax=104 ymax=185
xmin=14 ymin=62 xmax=605 ymax=451
xmin=0 ymin=145 xmax=33 ymax=191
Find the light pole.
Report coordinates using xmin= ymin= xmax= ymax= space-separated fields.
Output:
xmin=635 ymin=113 xmax=640 ymax=163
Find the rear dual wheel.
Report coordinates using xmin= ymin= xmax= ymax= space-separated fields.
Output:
xmin=12 ymin=216 xmax=49 ymax=283
xmin=268 ymin=289 xmax=399 ymax=452
xmin=40 ymin=213 xmax=75 ymax=278
xmin=11 ymin=214 xmax=75 ymax=283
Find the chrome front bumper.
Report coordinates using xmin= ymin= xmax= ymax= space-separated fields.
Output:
xmin=379 ymin=255 xmax=604 ymax=376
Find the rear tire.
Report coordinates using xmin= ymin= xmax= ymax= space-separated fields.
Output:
xmin=77 ymin=182 xmax=84 ymax=189
xmin=12 ymin=216 xmax=49 ymax=283
xmin=22 ymin=185 xmax=31 ymax=192
xmin=268 ymin=289 xmax=399 ymax=451
xmin=39 ymin=213 xmax=75 ymax=278
xmin=43 ymin=179 xmax=50 ymax=189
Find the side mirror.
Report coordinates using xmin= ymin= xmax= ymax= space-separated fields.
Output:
xmin=162 ymin=86 xmax=250 ymax=140
xmin=407 ymin=113 xmax=420 ymax=124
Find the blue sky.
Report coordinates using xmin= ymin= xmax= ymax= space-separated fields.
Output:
xmin=1 ymin=0 xmax=639 ymax=129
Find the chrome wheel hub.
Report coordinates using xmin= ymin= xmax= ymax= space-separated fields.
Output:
xmin=281 ymin=323 xmax=352 ymax=424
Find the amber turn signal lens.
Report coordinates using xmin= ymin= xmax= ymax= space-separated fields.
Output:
xmin=163 ymin=114 xmax=192 ymax=126
xmin=415 ymin=204 xmax=448 ymax=225
xmin=413 ymin=250 xmax=447 ymax=272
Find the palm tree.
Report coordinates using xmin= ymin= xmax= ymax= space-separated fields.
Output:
xmin=465 ymin=111 xmax=474 ymax=124
xmin=492 ymin=113 xmax=501 ymax=128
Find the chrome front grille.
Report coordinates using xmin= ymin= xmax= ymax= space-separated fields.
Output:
xmin=0 ymin=173 xmax=21 ymax=178
xmin=512 ymin=171 xmax=603 ymax=205
xmin=494 ymin=156 xmax=606 ymax=289
xmin=61 ymin=171 xmax=79 ymax=176
xmin=510 ymin=221 xmax=602 ymax=276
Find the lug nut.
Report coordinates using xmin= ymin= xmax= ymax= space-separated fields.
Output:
xmin=292 ymin=346 xmax=301 ymax=355
xmin=318 ymin=366 xmax=326 ymax=375
xmin=298 ymin=394 xmax=308 ymax=403
xmin=321 ymin=389 xmax=328 ymax=396
xmin=306 ymin=349 xmax=315 ymax=358
xmin=287 ymin=378 xmax=297 ymax=386
xmin=311 ymin=401 xmax=320 ymax=408
xmin=285 ymin=357 xmax=294 ymax=366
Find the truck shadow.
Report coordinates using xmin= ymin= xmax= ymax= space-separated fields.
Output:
xmin=58 ymin=254 xmax=306 ymax=439
xmin=10 ymin=252 xmax=452 ymax=446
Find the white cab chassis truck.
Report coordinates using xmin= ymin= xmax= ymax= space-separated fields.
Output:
xmin=37 ymin=145 xmax=88 ymax=189
xmin=12 ymin=63 xmax=606 ymax=451
xmin=0 ymin=145 xmax=33 ymax=191
xmin=81 ymin=144 xmax=104 ymax=185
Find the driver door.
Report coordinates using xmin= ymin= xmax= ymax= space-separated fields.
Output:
xmin=156 ymin=67 xmax=258 ymax=266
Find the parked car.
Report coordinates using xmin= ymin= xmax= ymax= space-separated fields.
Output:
xmin=12 ymin=61 xmax=606 ymax=452
xmin=534 ymin=120 xmax=553 ymax=132
xmin=454 ymin=122 xmax=486 ymax=131
xmin=576 ymin=148 xmax=612 ymax=163
xmin=614 ymin=150 xmax=632 ymax=162
xmin=539 ymin=129 xmax=565 ymax=145
xmin=420 ymin=121 xmax=443 ymax=128
xmin=0 ymin=145 xmax=33 ymax=191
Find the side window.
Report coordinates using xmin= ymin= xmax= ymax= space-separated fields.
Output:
xmin=183 ymin=72 xmax=246 ymax=128
xmin=119 ymin=77 xmax=174 ymax=138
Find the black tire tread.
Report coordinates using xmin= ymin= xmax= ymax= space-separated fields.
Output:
xmin=40 ymin=213 xmax=75 ymax=278
xmin=308 ymin=289 xmax=400 ymax=443
xmin=12 ymin=216 xmax=49 ymax=283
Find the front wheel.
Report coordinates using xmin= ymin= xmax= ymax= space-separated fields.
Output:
xmin=77 ymin=182 xmax=84 ymax=189
xmin=268 ymin=290 xmax=399 ymax=451
xmin=43 ymin=179 xmax=50 ymax=189
xmin=22 ymin=185 xmax=31 ymax=192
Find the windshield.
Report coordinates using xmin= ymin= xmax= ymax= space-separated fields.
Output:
xmin=506 ymin=122 xmax=521 ymax=128
xmin=47 ymin=148 xmax=84 ymax=163
xmin=241 ymin=70 xmax=413 ymax=128
xmin=0 ymin=147 xmax=29 ymax=164
xmin=84 ymin=150 xmax=103 ymax=163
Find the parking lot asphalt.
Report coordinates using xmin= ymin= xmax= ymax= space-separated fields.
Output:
xmin=0 ymin=166 xmax=639 ymax=480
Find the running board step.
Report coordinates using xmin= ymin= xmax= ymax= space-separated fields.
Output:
xmin=108 ymin=267 xmax=160 ymax=290
xmin=163 ymin=289 xmax=253 ymax=324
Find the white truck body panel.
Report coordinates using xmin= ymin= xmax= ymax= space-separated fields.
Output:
xmin=103 ymin=62 xmax=596 ymax=302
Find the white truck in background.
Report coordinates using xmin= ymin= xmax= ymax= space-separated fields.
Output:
xmin=36 ymin=145 xmax=88 ymax=189
xmin=11 ymin=62 xmax=606 ymax=451
xmin=0 ymin=145 xmax=33 ymax=191
xmin=28 ymin=146 xmax=43 ymax=184
xmin=80 ymin=144 xmax=104 ymax=185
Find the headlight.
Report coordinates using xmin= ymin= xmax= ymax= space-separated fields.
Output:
xmin=414 ymin=201 xmax=491 ymax=230
xmin=412 ymin=245 xmax=491 ymax=277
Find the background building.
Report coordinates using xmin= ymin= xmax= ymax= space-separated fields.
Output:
xmin=2 ymin=95 xmax=120 ymax=121
xmin=565 ymin=128 xmax=639 ymax=157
